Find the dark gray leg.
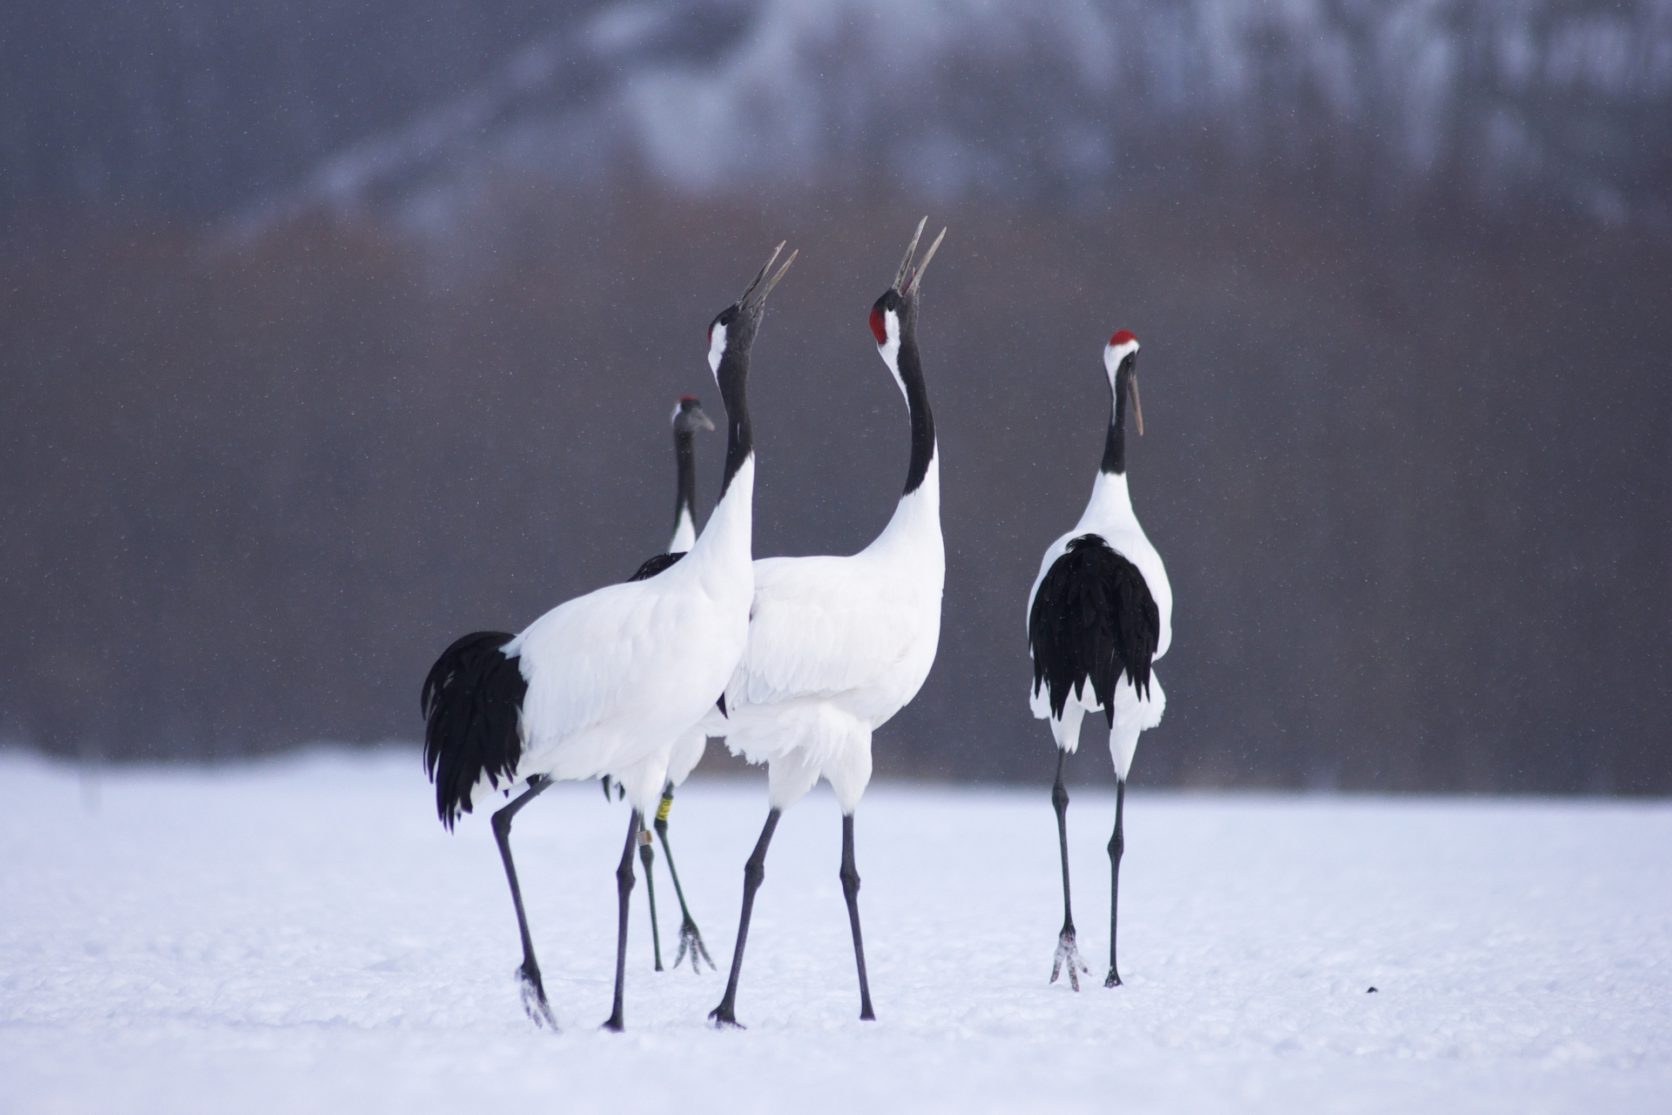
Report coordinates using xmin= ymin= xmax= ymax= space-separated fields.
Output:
xmin=602 ymin=809 xmax=641 ymax=1031
xmin=1105 ymin=778 xmax=1127 ymax=988
xmin=491 ymin=776 xmax=557 ymax=1028
xmin=1050 ymin=749 xmax=1088 ymax=990
xmin=654 ymin=782 xmax=715 ymax=972
xmin=709 ymin=808 xmax=781 ymax=1028
xmin=840 ymin=814 xmax=876 ymax=1021
xmin=639 ymin=826 xmax=664 ymax=972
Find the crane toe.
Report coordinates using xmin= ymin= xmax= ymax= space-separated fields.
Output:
xmin=673 ymin=916 xmax=716 ymax=974
xmin=516 ymin=963 xmax=558 ymax=1030
xmin=708 ymin=1004 xmax=746 ymax=1030
xmin=1050 ymin=930 xmax=1089 ymax=992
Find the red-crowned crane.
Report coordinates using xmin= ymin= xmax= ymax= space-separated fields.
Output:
xmin=1026 ymin=329 xmax=1171 ymax=990
xmin=704 ymin=220 xmax=947 ymax=1027
xmin=421 ymin=244 xmax=795 ymax=1030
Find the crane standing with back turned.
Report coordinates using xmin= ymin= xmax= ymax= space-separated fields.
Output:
xmin=1026 ymin=329 xmax=1172 ymax=990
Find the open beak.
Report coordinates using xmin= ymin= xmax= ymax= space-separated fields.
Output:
xmin=740 ymin=241 xmax=798 ymax=318
xmin=893 ymin=216 xmax=948 ymax=296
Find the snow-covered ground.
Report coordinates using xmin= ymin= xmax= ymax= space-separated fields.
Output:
xmin=2 ymin=749 xmax=1669 ymax=1114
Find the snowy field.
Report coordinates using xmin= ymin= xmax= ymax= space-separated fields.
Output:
xmin=2 ymin=749 xmax=1670 ymax=1114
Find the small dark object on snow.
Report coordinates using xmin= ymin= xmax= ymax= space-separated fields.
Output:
xmin=1367 ymin=986 xmax=1378 ymax=994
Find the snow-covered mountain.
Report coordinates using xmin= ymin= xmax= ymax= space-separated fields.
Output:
xmin=227 ymin=0 xmax=1672 ymax=236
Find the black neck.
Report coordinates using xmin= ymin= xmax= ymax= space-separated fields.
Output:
xmin=898 ymin=329 xmax=936 ymax=495
xmin=717 ymin=351 xmax=753 ymax=498
xmin=1100 ymin=365 xmax=1130 ymax=476
xmin=673 ymin=428 xmax=697 ymax=528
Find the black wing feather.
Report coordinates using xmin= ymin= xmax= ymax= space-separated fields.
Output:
xmin=421 ymin=630 xmax=527 ymax=830
xmin=420 ymin=548 xmax=690 ymax=830
xmin=628 ymin=550 xmax=686 ymax=582
xmin=1028 ymin=534 xmax=1160 ymax=728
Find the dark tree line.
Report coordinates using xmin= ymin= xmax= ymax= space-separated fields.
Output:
xmin=4 ymin=0 xmax=1669 ymax=791
xmin=3 ymin=178 xmax=1669 ymax=793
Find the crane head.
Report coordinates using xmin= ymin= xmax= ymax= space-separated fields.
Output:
xmin=671 ymin=395 xmax=716 ymax=434
xmin=708 ymin=241 xmax=797 ymax=376
xmin=869 ymin=216 xmax=947 ymax=351
xmin=1104 ymin=329 xmax=1144 ymax=436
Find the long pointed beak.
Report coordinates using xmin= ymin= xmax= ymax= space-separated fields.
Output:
xmin=692 ymin=404 xmax=716 ymax=432
xmin=741 ymin=242 xmax=797 ymax=315
xmin=740 ymin=241 xmax=784 ymax=302
xmin=1128 ymin=373 xmax=1145 ymax=437
xmin=902 ymin=225 xmax=947 ymax=296
xmin=892 ymin=217 xmax=927 ymax=292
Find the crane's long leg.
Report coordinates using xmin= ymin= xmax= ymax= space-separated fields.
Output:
xmin=655 ymin=783 xmax=715 ymax=972
xmin=709 ymin=808 xmax=781 ymax=1028
xmin=840 ymin=813 xmax=876 ymax=1020
xmin=491 ymin=776 xmax=557 ymax=1028
xmin=1050 ymin=749 xmax=1088 ymax=990
xmin=639 ymin=825 xmax=664 ymax=972
xmin=603 ymin=809 xmax=641 ymax=1031
xmin=1105 ymin=778 xmax=1127 ymax=988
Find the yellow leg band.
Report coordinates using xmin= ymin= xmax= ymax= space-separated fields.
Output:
xmin=655 ymin=795 xmax=674 ymax=824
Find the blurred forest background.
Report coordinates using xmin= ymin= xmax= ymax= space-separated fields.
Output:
xmin=2 ymin=0 xmax=1669 ymax=793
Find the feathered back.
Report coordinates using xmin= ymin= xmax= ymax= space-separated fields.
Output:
xmin=421 ymin=631 xmax=527 ymax=829
xmin=1028 ymin=534 xmax=1160 ymax=727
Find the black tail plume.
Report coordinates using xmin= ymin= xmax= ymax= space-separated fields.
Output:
xmin=422 ymin=631 xmax=528 ymax=830
xmin=1028 ymin=535 xmax=1160 ymax=729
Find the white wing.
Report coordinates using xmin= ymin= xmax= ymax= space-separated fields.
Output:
xmin=512 ymin=576 xmax=731 ymax=752
xmin=725 ymin=555 xmax=929 ymax=711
